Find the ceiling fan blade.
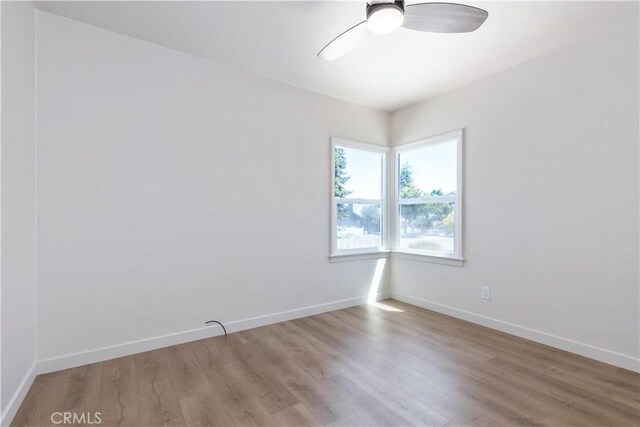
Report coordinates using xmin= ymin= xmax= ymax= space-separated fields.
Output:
xmin=402 ymin=3 xmax=488 ymax=33
xmin=318 ymin=21 xmax=370 ymax=60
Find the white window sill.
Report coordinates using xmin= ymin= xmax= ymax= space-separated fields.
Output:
xmin=330 ymin=250 xmax=463 ymax=267
xmin=330 ymin=251 xmax=390 ymax=263
xmin=390 ymin=251 xmax=464 ymax=267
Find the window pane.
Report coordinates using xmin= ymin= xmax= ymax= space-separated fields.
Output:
xmin=399 ymin=203 xmax=455 ymax=253
xmin=399 ymin=140 xmax=457 ymax=199
xmin=336 ymin=203 xmax=382 ymax=250
xmin=335 ymin=146 xmax=383 ymax=199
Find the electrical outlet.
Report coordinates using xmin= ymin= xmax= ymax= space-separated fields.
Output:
xmin=481 ymin=286 xmax=491 ymax=300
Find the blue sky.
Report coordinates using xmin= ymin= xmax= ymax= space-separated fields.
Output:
xmin=338 ymin=142 xmax=457 ymax=199
xmin=400 ymin=142 xmax=457 ymax=195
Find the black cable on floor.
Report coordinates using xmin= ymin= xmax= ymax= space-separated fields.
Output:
xmin=205 ymin=320 xmax=228 ymax=338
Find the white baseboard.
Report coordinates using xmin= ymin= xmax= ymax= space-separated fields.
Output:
xmin=392 ymin=292 xmax=640 ymax=373
xmin=1 ymin=363 xmax=37 ymax=427
xmin=36 ymin=291 xmax=390 ymax=375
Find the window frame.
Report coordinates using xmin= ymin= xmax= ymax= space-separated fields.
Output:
xmin=331 ymin=138 xmax=388 ymax=257
xmin=393 ymin=129 xmax=464 ymax=260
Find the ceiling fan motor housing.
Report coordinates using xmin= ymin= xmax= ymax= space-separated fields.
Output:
xmin=366 ymin=0 xmax=405 ymax=20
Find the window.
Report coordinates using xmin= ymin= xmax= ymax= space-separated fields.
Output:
xmin=395 ymin=130 xmax=462 ymax=259
xmin=332 ymin=139 xmax=387 ymax=255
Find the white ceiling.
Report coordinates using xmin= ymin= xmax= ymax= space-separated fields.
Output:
xmin=35 ymin=1 xmax=639 ymax=111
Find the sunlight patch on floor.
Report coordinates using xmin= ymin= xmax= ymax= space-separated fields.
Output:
xmin=368 ymin=301 xmax=404 ymax=312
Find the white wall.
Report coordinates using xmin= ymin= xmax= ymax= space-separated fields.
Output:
xmin=35 ymin=12 xmax=390 ymax=363
xmin=23 ymin=3 xmax=640 ymax=378
xmin=1 ymin=1 xmax=37 ymax=423
xmin=390 ymin=18 xmax=639 ymax=370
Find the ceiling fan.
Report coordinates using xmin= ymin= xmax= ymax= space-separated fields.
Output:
xmin=317 ymin=1 xmax=489 ymax=60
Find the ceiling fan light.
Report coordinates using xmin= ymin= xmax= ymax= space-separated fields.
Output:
xmin=367 ymin=5 xmax=404 ymax=35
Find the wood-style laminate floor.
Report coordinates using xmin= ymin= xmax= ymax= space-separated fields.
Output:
xmin=12 ymin=299 xmax=640 ymax=427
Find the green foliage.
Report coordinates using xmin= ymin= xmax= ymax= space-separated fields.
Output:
xmin=400 ymin=162 xmax=426 ymax=231
xmin=399 ymin=162 xmax=415 ymax=191
xmin=334 ymin=148 xmax=351 ymax=198
xmin=361 ymin=205 xmax=381 ymax=234
xmin=335 ymin=148 xmax=351 ymax=220
xmin=400 ymin=162 xmax=425 ymax=199
xmin=442 ymin=211 xmax=455 ymax=234
xmin=399 ymin=162 xmax=453 ymax=235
